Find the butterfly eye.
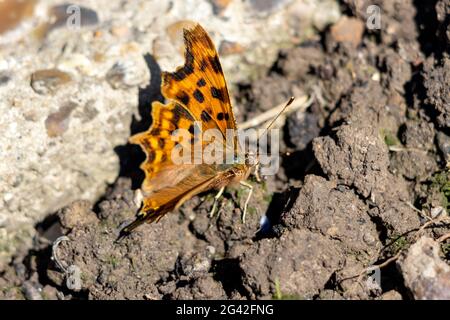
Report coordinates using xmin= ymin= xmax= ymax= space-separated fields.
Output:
xmin=245 ymin=152 xmax=258 ymax=166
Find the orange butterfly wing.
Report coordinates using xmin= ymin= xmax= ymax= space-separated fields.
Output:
xmin=129 ymin=101 xmax=199 ymax=193
xmin=122 ymin=24 xmax=239 ymax=234
xmin=162 ymin=24 xmax=237 ymax=136
xmin=125 ymin=100 xmax=221 ymax=232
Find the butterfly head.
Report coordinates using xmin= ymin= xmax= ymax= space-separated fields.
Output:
xmin=244 ymin=151 xmax=258 ymax=167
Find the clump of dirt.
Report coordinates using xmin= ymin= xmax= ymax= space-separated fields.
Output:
xmin=1 ymin=0 xmax=450 ymax=300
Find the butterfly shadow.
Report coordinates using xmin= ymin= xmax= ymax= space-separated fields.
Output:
xmin=114 ymin=53 xmax=164 ymax=190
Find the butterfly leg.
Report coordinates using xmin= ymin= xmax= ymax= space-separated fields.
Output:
xmin=209 ymin=186 xmax=225 ymax=218
xmin=239 ymin=181 xmax=253 ymax=223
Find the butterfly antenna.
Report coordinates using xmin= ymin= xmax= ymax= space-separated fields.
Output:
xmin=257 ymin=97 xmax=295 ymax=141
xmin=254 ymin=97 xmax=295 ymax=165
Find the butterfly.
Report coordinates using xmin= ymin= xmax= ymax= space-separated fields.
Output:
xmin=120 ymin=24 xmax=293 ymax=236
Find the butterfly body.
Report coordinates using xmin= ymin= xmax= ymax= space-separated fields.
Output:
xmin=121 ymin=24 xmax=255 ymax=235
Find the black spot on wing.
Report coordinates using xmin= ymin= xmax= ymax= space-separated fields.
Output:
xmin=141 ymin=139 xmax=151 ymax=151
xmin=211 ymin=87 xmax=225 ymax=102
xmin=217 ymin=112 xmax=229 ymax=121
xmin=171 ymin=68 xmax=187 ymax=81
xmin=193 ymin=89 xmax=205 ymax=103
xmin=197 ymin=78 xmax=206 ymax=87
xmin=209 ymin=55 xmax=222 ymax=73
xmin=147 ymin=150 xmax=155 ymax=162
xmin=185 ymin=50 xmax=194 ymax=70
xmin=172 ymin=109 xmax=181 ymax=125
xmin=176 ymin=92 xmax=190 ymax=106
xmin=200 ymin=59 xmax=208 ymax=71
xmin=217 ymin=112 xmax=230 ymax=121
xmin=151 ymin=128 xmax=160 ymax=136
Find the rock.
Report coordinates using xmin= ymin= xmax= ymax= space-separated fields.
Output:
xmin=287 ymin=0 xmax=340 ymax=32
xmin=317 ymin=289 xmax=344 ymax=300
xmin=110 ymin=25 xmax=130 ymax=38
xmin=105 ymin=57 xmax=149 ymax=89
xmin=390 ymin=151 xmax=437 ymax=181
xmin=329 ymin=16 xmax=365 ymax=48
xmin=380 ymin=290 xmax=402 ymax=300
xmin=435 ymin=0 xmax=450 ymax=43
xmin=240 ymin=229 xmax=344 ymax=299
xmin=47 ymin=269 xmax=65 ymax=288
xmin=22 ymin=281 xmax=42 ymax=300
xmin=169 ymin=276 xmax=227 ymax=299
xmin=45 ymin=102 xmax=77 ymax=137
xmin=437 ymin=131 xmax=450 ymax=162
xmin=41 ymin=285 xmax=59 ymax=300
xmin=66 ymin=265 xmax=82 ymax=292
xmin=209 ymin=0 xmax=232 ymax=15
xmin=0 ymin=71 xmax=12 ymax=86
xmin=30 ymin=69 xmax=72 ymax=95
xmin=312 ymin=112 xmax=389 ymax=199
xmin=379 ymin=48 xmax=412 ymax=94
xmin=48 ymin=4 xmax=99 ymax=31
xmin=281 ymin=175 xmax=380 ymax=256
xmin=397 ymin=236 xmax=450 ymax=300
xmin=176 ymin=252 xmax=212 ymax=278
xmin=248 ymin=0 xmax=294 ymax=15
xmin=0 ymin=0 xmax=36 ymax=35
xmin=219 ymin=40 xmax=245 ymax=56
xmin=57 ymin=200 xmax=98 ymax=231
xmin=401 ymin=121 xmax=435 ymax=150
xmin=423 ymin=57 xmax=450 ymax=128
xmin=312 ymin=83 xmax=421 ymax=235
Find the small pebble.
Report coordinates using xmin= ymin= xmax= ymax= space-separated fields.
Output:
xmin=22 ymin=281 xmax=43 ymax=300
xmin=30 ymin=69 xmax=72 ymax=95
xmin=0 ymin=0 xmax=36 ymax=35
xmin=437 ymin=131 xmax=450 ymax=162
xmin=49 ymin=4 xmax=99 ymax=30
xmin=45 ymin=102 xmax=77 ymax=137
xmin=0 ymin=71 xmax=11 ymax=86
xmin=66 ymin=265 xmax=82 ymax=291
xmin=111 ymin=25 xmax=130 ymax=38
xmin=106 ymin=59 xmax=147 ymax=89
xmin=430 ymin=206 xmax=446 ymax=219
xmin=209 ymin=0 xmax=233 ymax=15
xmin=248 ymin=0 xmax=292 ymax=14
xmin=219 ymin=40 xmax=245 ymax=56
xmin=329 ymin=16 xmax=365 ymax=48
